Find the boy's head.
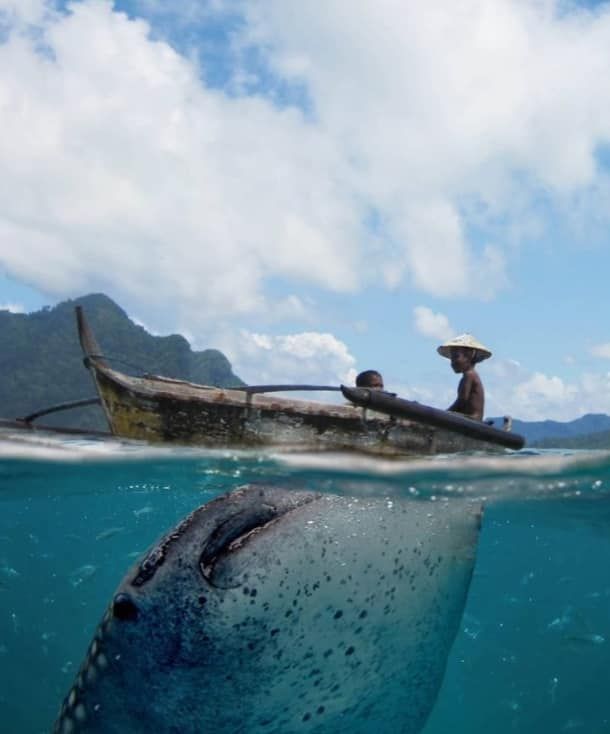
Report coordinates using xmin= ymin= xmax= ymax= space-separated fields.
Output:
xmin=448 ymin=347 xmax=476 ymax=373
xmin=356 ymin=370 xmax=384 ymax=389
xmin=437 ymin=334 xmax=492 ymax=372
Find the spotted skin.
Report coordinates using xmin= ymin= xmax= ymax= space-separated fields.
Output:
xmin=53 ymin=485 xmax=482 ymax=734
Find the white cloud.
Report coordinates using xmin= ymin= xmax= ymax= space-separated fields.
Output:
xmin=250 ymin=333 xmax=273 ymax=351
xmin=0 ymin=1 xmax=363 ymax=328
xmin=2 ymin=0 xmax=610 ymax=338
xmin=413 ymin=306 xmax=454 ymax=341
xmin=513 ymin=371 xmax=575 ymax=405
xmin=488 ymin=357 xmax=524 ymax=380
xmin=222 ymin=329 xmax=356 ymax=388
xmin=481 ymin=365 xmax=610 ymax=421
xmin=399 ymin=200 xmax=507 ymax=297
xmin=237 ymin=0 xmax=610 ymax=285
xmin=591 ymin=342 xmax=610 ymax=359
xmin=271 ymin=295 xmax=310 ymax=322
xmin=0 ymin=301 xmax=25 ymax=313
xmin=0 ymin=0 xmax=52 ymax=26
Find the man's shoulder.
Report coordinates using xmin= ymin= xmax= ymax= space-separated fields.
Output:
xmin=469 ymin=370 xmax=483 ymax=390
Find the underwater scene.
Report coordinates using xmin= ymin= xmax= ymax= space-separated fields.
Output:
xmin=0 ymin=429 xmax=609 ymax=733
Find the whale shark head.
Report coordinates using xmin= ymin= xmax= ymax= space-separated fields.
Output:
xmin=54 ymin=485 xmax=482 ymax=734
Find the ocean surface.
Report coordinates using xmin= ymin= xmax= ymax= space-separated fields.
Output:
xmin=0 ymin=428 xmax=609 ymax=734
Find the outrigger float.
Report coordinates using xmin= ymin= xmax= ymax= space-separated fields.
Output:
xmin=55 ymin=306 xmax=523 ymax=456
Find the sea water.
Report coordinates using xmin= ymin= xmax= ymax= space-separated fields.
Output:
xmin=0 ymin=429 xmax=608 ymax=734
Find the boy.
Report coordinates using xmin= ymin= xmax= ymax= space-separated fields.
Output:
xmin=355 ymin=370 xmax=384 ymax=390
xmin=437 ymin=334 xmax=491 ymax=421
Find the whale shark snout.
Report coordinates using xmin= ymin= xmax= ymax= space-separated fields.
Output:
xmin=54 ymin=485 xmax=482 ymax=734
xmin=128 ymin=486 xmax=321 ymax=590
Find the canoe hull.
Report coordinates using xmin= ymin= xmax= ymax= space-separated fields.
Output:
xmin=91 ymin=367 xmax=504 ymax=456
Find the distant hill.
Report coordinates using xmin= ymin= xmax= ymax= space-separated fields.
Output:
xmin=489 ymin=414 xmax=610 ymax=448
xmin=532 ymin=428 xmax=610 ymax=449
xmin=0 ymin=293 xmax=244 ymax=430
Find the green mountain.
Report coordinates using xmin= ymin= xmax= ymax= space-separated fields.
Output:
xmin=487 ymin=414 xmax=610 ymax=448
xmin=532 ymin=428 xmax=610 ymax=449
xmin=0 ymin=293 xmax=244 ymax=431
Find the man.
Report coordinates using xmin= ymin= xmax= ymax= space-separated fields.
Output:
xmin=437 ymin=334 xmax=491 ymax=421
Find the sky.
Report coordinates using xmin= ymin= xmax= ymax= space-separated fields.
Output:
xmin=3 ymin=0 xmax=610 ymax=421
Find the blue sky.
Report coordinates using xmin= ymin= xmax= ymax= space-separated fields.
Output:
xmin=3 ymin=0 xmax=610 ymax=421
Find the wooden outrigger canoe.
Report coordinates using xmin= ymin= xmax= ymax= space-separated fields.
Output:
xmin=76 ymin=306 xmax=525 ymax=456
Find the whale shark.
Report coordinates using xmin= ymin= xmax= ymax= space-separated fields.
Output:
xmin=53 ymin=485 xmax=482 ymax=734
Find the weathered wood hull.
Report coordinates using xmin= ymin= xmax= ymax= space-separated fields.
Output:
xmin=81 ymin=365 xmax=510 ymax=456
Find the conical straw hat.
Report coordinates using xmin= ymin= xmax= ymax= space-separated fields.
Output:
xmin=437 ymin=334 xmax=492 ymax=363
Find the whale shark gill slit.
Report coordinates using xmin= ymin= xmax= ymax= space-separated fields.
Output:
xmin=131 ymin=488 xmax=320 ymax=588
xmin=130 ymin=504 xmax=210 ymax=587
xmin=201 ymin=506 xmax=281 ymax=588
xmin=201 ymin=496 xmax=321 ymax=588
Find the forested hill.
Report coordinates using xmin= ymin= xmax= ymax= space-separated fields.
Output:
xmin=485 ymin=414 xmax=610 ymax=448
xmin=532 ymin=427 xmax=610 ymax=449
xmin=509 ymin=414 xmax=610 ymax=445
xmin=0 ymin=293 xmax=244 ymax=430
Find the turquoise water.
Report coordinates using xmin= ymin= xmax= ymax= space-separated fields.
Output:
xmin=0 ymin=430 xmax=609 ymax=733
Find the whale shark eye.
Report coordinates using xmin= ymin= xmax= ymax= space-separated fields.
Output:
xmin=112 ymin=593 xmax=139 ymax=622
